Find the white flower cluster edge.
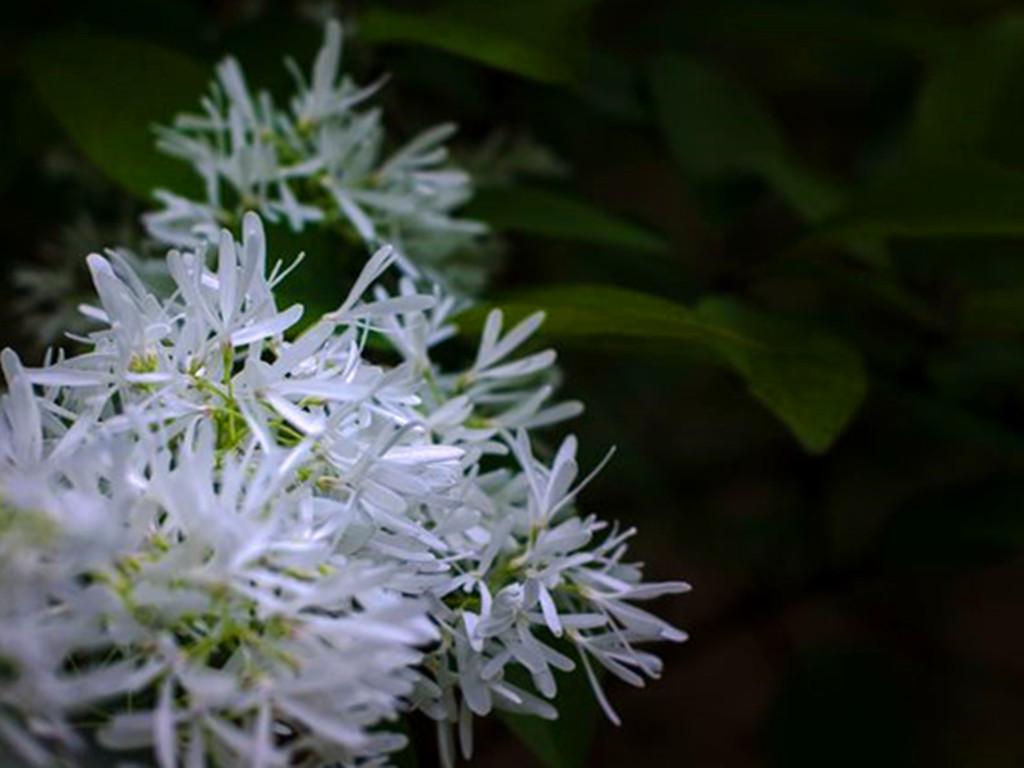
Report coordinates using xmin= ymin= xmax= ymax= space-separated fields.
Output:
xmin=0 ymin=212 xmax=688 ymax=767
xmin=145 ymin=20 xmax=488 ymax=293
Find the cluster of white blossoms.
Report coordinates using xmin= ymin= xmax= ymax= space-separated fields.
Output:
xmin=144 ymin=21 xmax=488 ymax=292
xmin=0 ymin=212 xmax=687 ymax=767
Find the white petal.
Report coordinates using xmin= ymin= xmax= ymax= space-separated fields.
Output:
xmin=230 ymin=304 xmax=304 ymax=346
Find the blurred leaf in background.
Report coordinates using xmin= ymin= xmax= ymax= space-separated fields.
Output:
xmin=695 ymin=298 xmax=867 ymax=454
xmin=908 ymin=13 xmax=1024 ymax=164
xmin=360 ymin=0 xmax=594 ymax=84
xmin=825 ymin=162 xmax=1024 ymax=239
xmin=463 ymin=286 xmax=865 ymax=453
xmin=458 ymin=284 xmax=749 ymax=352
xmin=25 ymin=31 xmax=207 ymax=200
xmin=466 ymin=186 xmax=668 ymax=254
xmin=649 ymin=53 xmax=844 ymax=222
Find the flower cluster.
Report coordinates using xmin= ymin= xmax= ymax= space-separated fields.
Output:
xmin=0 ymin=213 xmax=687 ymax=767
xmin=144 ymin=21 xmax=488 ymax=292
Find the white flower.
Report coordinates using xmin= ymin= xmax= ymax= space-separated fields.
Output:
xmin=0 ymin=213 xmax=685 ymax=767
xmin=145 ymin=19 xmax=488 ymax=292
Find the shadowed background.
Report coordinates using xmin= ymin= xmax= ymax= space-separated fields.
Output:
xmin=3 ymin=0 xmax=1024 ymax=765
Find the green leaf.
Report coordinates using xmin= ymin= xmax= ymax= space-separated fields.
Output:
xmin=962 ymin=287 xmax=1024 ymax=332
xmin=457 ymin=284 xmax=753 ymax=351
xmin=694 ymin=298 xmax=867 ymax=454
xmin=908 ymin=14 xmax=1024 ymax=163
xmin=691 ymin=3 xmax=958 ymax=85
xmin=648 ymin=53 xmax=843 ymax=221
xmin=824 ymin=162 xmax=1024 ymax=239
xmin=879 ymin=381 xmax=1024 ymax=458
xmin=460 ymin=287 xmax=863 ymax=451
xmin=466 ymin=186 xmax=668 ymax=253
xmin=926 ymin=344 xmax=1024 ymax=421
xmin=24 ymin=31 xmax=208 ymax=200
xmin=359 ymin=1 xmax=591 ymax=84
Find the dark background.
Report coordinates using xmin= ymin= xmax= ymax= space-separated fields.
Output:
xmin=3 ymin=1 xmax=1024 ymax=766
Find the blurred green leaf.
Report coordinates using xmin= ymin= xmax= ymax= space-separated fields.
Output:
xmin=648 ymin=53 xmax=843 ymax=221
xmin=24 ymin=31 xmax=208 ymax=200
xmin=962 ymin=287 xmax=1024 ymax=333
xmin=648 ymin=54 xmax=780 ymax=173
xmin=894 ymin=238 xmax=1024 ymax=290
xmin=360 ymin=11 xmax=567 ymax=82
xmin=576 ymin=53 xmax=649 ymax=123
xmin=880 ymin=381 xmax=1024 ymax=458
xmin=909 ymin=14 xmax=1024 ymax=163
xmin=825 ymin=163 xmax=1024 ymax=239
xmin=458 ymin=284 xmax=753 ymax=350
xmin=22 ymin=0 xmax=207 ymax=51
xmin=927 ymin=342 xmax=1024 ymax=406
xmin=462 ymin=287 xmax=864 ymax=451
xmin=466 ymin=186 xmax=668 ymax=253
xmin=692 ymin=2 xmax=957 ymax=88
xmin=694 ymin=298 xmax=867 ymax=453
xmin=359 ymin=1 xmax=591 ymax=84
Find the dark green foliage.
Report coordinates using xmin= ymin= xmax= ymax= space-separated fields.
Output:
xmin=25 ymin=31 xmax=208 ymax=200
xmin=7 ymin=0 xmax=1024 ymax=765
xmin=467 ymin=186 xmax=668 ymax=253
xmin=695 ymin=298 xmax=867 ymax=454
xmin=360 ymin=0 xmax=593 ymax=84
xmin=649 ymin=54 xmax=844 ymax=222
